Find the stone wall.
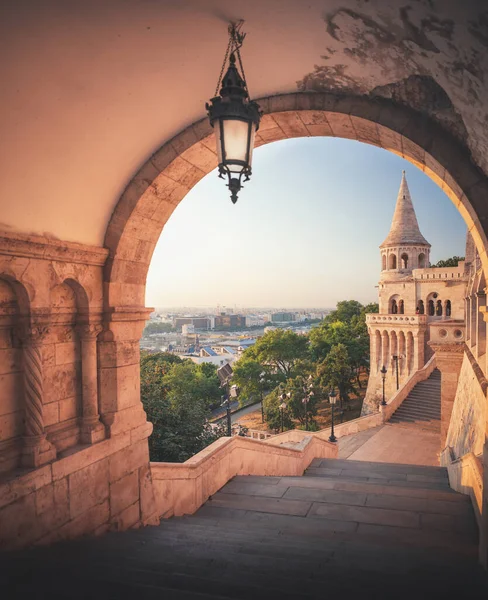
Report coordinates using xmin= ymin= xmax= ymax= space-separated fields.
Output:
xmin=445 ymin=349 xmax=487 ymax=460
xmin=0 ymin=427 xmax=157 ymax=549
xmin=0 ymin=231 xmax=157 ymax=549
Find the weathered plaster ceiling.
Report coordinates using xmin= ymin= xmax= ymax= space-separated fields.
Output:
xmin=0 ymin=0 xmax=486 ymax=245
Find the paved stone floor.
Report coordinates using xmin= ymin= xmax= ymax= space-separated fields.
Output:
xmin=2 ymin=457 xmax=486 ymax=599
xmin=338 ymin=423 xmax=440 ymax=466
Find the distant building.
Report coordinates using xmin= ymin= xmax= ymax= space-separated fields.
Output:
xmin=245 ymin=315 xmax=266 ymax=327
xmin=173 ymin=316 xmax=210 ymax=330
xmin=182 ymin=324 xmax=195 ymax=336
xmin=271 ymin=312 xmax=295 ymax=323
xmin=214 ymin=314 xmax=246 ymax=329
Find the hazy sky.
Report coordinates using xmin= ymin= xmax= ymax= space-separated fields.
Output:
xmin=146 ymin=137 xmax=467 ymax=310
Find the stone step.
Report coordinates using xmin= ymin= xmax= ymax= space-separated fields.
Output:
xmin=393 ymin=408 xmax=440 ymax=418
xmin=233 ymin=475 xmax=466 ymax=502
xmin=309 ymin=458 xmax=448 ymax=479
xmin=389 ymin=415 xmax=440 ymax=426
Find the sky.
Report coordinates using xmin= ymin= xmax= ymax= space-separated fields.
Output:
xmin=146 ymin=137 xmax=467 ymax=310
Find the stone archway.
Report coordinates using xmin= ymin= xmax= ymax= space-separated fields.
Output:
xmin=104 ymin=92 xmax=488 ymax=311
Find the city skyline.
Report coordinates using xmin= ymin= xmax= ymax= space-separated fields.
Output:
xmin=146 ymin=137 xmax=467 ymax=308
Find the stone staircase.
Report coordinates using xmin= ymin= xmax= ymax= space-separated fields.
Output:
xmin=389 ymin=368 xmax=441 ymax=431
xmin=2 ymin=457 xmax=487 ymax=599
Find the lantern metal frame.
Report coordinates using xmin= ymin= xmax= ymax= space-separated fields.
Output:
xmin=206 ymin=21 xmax=262 ymax=204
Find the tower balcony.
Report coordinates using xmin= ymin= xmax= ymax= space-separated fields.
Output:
xmin=366 ymin=313 xmax=428 ymax=327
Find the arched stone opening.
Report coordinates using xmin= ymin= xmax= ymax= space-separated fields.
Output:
xmin=382 ymin=254 xmax=386 ymax=271
xmin=389 ymin=254 xmax=397 ymax=270
xmin=0 ymin=277 xmax=26 ymax=473
xmin=417 ymin=300 xmax=425 ymax=315
xmin=103 ymin=93 xmax=488 ymax=312
xmin=445 ymin=300 xmax=452 ymax=318
xmin=418 ymin=253 xmax=426 ymax=268
xmin=398 ymin=300 xmax=404 ymax=315
xmin=400 ymin=253 xmax=409 ymax=269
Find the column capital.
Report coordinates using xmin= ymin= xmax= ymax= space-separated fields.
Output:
xmin=76 ymin=323 xmax=103 ymax=340
xmin=15 ymin=323 xmax=50 ymax=346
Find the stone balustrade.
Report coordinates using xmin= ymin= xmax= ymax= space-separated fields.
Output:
xmin=366 ymin=313 xmax=428 ymax=326
xmin=150 ymin=434 xmax=337 ymax=519
xmin=379 ymin=355 xmax=437 ymax=421
xmin=428 ymin=320 xmax=466 ymax=344
xmin=441 ymin=447 xmax=484 ymax=529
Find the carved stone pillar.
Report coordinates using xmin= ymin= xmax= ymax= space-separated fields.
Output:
xmin=77 ymin=323 xmax=105 ymax=444
xmin=413 ymin=330 xmax=426 ymax=371
xmin=428 ymin=341 xmax=464 ymax=449
xmin=19 ymin=326 xmax=57 ymax=468
xmin=476 ymin=293 xmax=486 ymax=358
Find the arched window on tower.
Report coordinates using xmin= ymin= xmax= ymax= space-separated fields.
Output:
xmin=428 ymin=300 xmax=435 ymax=316
xmin=418 ymin=253 xmax=426 ymax=268
xmin=399 ymin=300 xmax=404 ymax=314
xmin=417 ymin=300 xmax=425 ymax=315
xmin=382 ymin=255 xmax=386 ymax=271
xmin=400 ymin=253 xmax=408 ymax=269
xmin=446 ymin=300 xmax=451 ymax=317
xmin=389 ymin=254 xmax=397 ymax=269
xmin=390 ymin=299 xmax=398 ymax=314
xmin=436 ymin=300 xmax=443 ymax=316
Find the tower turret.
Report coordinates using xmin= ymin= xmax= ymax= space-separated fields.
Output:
xmin=380 ymin=171 xmax=431 ymax=279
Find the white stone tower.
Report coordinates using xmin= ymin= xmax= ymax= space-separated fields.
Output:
xmin=363 ymin=172 xmax=431 ymax=414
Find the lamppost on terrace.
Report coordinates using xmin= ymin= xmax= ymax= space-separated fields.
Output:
xmin=328 ymin=388 xmax=338 ymax=443
xmin=259 ymin=371 xmax=266 ymax=423
xmin=279 ymin=391 xmax=290 ymax=433
xmin=380 ymin=365 xmax=387 ymax=406
xmin=302 ymin=375 xmax=314 ymax=431
xmin=391 ymin=354 xmax=403 ymax=390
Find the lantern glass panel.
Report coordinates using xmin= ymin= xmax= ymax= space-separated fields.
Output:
xmin=214 ymin=120 xmax=224 ymax=165
xmin=222 ymin=118 xmax=250 ymax=171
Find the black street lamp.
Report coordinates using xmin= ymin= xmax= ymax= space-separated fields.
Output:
xmin=302 ymin=375 xmax=314 ymax=431
xmin=380 ymin=364 xmax=387 ymax=406
xmin=391 ymin=355 xmax=402 ymax=390
xmin=259 ymin=372 xmax=266 ymax=423
xmin=279 ymin=391 xmax=289 ymax=433
xmin=328 ymin=389 xmax=337 ymax=443
xmin=206 ymin=21 xmax=262 ymax=204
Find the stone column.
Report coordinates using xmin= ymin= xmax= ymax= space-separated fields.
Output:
xmin=19 ymin=326 xmax=57 ymax=468
xmin=77 ymin=323 xmax=105 ymax=444
xmin=428 ymin=341 xmax=464 ymax=449
xmin=465 ymin=297 xmax=471 ymax=342
xmin=476 ymin=293 xmax=486 ymax=358
xmin=413 ymin=330 xmax=426 ymax=371
xmin=381 ymin=331 xmax=389 ymax=371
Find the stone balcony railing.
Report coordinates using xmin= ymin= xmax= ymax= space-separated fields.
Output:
xmin=428 ymin=320 xmax=465 ymax=344
xmin=366 ymin=314 xmax=428 ymax=326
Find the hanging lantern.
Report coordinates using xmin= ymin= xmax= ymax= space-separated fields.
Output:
xmin=206 ymin=21 xmax=262 ymax=204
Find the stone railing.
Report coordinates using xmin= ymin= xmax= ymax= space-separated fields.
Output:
xmin=441 ymin=447 xmax=484 ymax=528
xmin=265 ymin=412 xmax=384 ymax=447
xmin=150 ymin=433 xmax=337 ymax=518
xmin=379 ymin=355 xmax=437 ymax=421
xmin=366 ymin=314 xmax=428 ymax=326
xmin=247 ymin=429 xmax=274 ymax=440
xmin=428 ymin=320 xmax=465 ymax=344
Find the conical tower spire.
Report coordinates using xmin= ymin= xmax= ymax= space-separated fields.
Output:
xmin=381 ymin=171 xmax=430 ymax=248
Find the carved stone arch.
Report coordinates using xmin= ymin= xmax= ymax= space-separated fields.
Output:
xmin=0 ymin=275 xmax=31 ymax=472
xmin=103 ymin=92 xmax=488 ymax=310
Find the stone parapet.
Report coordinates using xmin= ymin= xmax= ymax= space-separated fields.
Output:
xmin=366 ymin=313 xmax=428 ymax=326
xmin=151 ymin=434 xmax=338 ymax=519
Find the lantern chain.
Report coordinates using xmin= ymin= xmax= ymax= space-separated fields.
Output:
xmin=214 ymin=20 xmax=249 ymax=97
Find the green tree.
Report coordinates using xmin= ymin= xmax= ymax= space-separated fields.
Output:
xmin=245 ymin=329 xmax=309 ymax=379
xmin=324 ymin=300 xmax=363 ymax=324
xmin=431 ymin=256 xmax=464 ymax=268
xmin=263 ymin=387 xmax=295 ymax=432
xmin=317 ymin=343 xmax=355 ymax=408
xmin=140 ymin=353 xmax=224 ymax=462
xmin=280 ymin=376 xmax=320 ymax=427
xmin=232 ymin=356 xmax=267 ymax=406
xmin=143 ymin=321 xmax=175 ymax=335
